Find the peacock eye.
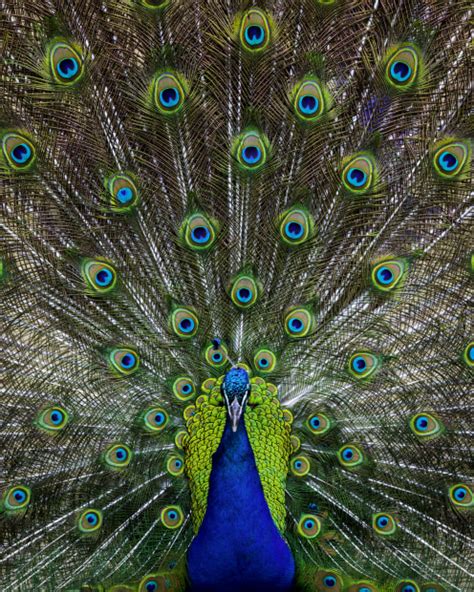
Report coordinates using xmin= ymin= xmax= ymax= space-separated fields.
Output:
xmin=143 ymin=407 xmax=169 ymax=433
xmin=297 ymin=513 xmax=321 ymax=539
xmin=292 ymin=79 xmax=326 ymax=122
xmin=37 ymin=406 xmax=69 ymax=432
xmin=338 ymin=444 xmax=364 ymax=468
xmin=409 ymin=413 xmax=443 ymax=439
xmin=205 ymin=342 xmax=228 ymax=368
xmin=463 ymin=341 xmax=474 ymax=367
xmin=385 ymin=46 xmax=419 ymax=89
xmin=160 ymin=505 xmax=184 ymax=529
xmin=348 ymin=352 xmax=380 ymax=379
xmin=49 ymin=41 xmax=84 ymax=84
xmin=171 ymin=308 xmax=199 ymax=338
xmin=172 ymin=377 xmax=196 ymax=401
xmin=395 ymin=581 xmax=420 ymax=592
xmin=307 ymin=412 xmax=331 ymax=435
xmin=78 ymin=509 xmax=102 ymax=533
xmin=109 ymin=348 xmax=140 ymax=376
xmin=449 ymin=483 xmax=473 ymax=508
xmin=290 ymin=455 xmax=310 ymax=477
xmin=284 ymin=306 xmax=315 ymax=338
xmin=432 ymin=140 xmax=470 ymax=179
xmin=342 ymin=153 xmax=376 ymax=194
xmin=183 ymin=213 xmax=217 ymax=251
xmin=253 ymin=348 xmax=277 ymax=374
xmin=372 ymin=512 xmax=397 ymax=536
xmin=371 ymin=259 xmax=407 ymax=292
xmin=239 ymin=9 xmax=271 ymax=52
xmin=166 ymin=454 xmax=184 ymax=476
xmin=2 ymin=133 xmax=36 ymax=170
xmin=153 ymin=72 xmax=187 ymax=114
xmin=234 ymin=130 xmax=269 ymax=171
xmin=3 ymin=485 xmax=31 ymax=512
xmin=104 ymin=443 xmax=132 ymax=469
xmin=81 ymin=259 xmax=117 ymax=294
xmin=279 ymin=207 xmax=314 ymax=246
xmin=315 ymin=570 xmax=343 ymax=591
xmin=108 ymin=174 xmax=139 ymax=211
xmin=230 ymin=274 xmax=260 ymax=308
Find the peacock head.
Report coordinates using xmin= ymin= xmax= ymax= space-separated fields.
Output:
xmin=221 ymin=367 xmax=250 ymax=432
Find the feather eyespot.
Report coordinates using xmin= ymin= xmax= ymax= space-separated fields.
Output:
xmin=342 ymin=153 xmax=376 ymax=194
xmin=338 ymin=444 xmax=364 ymax=468
xmin=37 ymin=406 xmax=69 ymax=432
xmin=171 ymin=307 xmax=199 ymax=338
xmin=233 ymin=130 xmax=269 ymax=172
xmin=49 ymin=41 xmax=84 ymax=84
xmin=279 ymin=207 xmax=314 ymax=246
xmin=409 ymin=413 xmax=444 ymax=439
xmin=239 ymin=9 xmax=271 ymax=52
xmin=2 ymin=486 xmax=31 ymax=512
xmin=167 ymin=454 xmax=184 ymax=476
xmin=2 ymin=133 xmax=36 ymax=170
xmin=107 ymin=174 xmax=139 ymax=211
xmin=253 ymin=348 xmax=277 ymax=374
xmin=161 ymin=505 xmax=184 ymax=529
xmin=307 ymin=413 xmax=331 ymax=435
xmin=395 ymin=581 xmax=420 ymax=592
xmin=347 ymin=583 xmax=378 ymax=592
xmin=138 ymin=574 xmax=168 ymax=592
xmin=372 ymin=512 xmax=397 ymax=536
xmin=284 ymin=306 xmax=315 ymax=338
xmin=432 ymin=140 xmax=470 ymax=179
xmin=82 ymin=259 xmax=117 ymax=294
xmin=104 ymin=443 xmax=132 ymax=469
xmin=297 ymin=514 xmax=321 ymax=539
xmin=370 ymin=259 xmax=407 ymax=292
xmin=230 ymin=274 xmax=260 ymax=309
xmin=292 ymin=78 xmax=328 ymax=123
xmin=78 ymin=509 xmax=102 ymax=533
xmin=182 ymin=213 xmax=217 ymax=251
xmin=143 ymin=407 xmax=169 ymax=433
xmin=315 ymin=570 xmax=343 ymax=591
xmin=290 ymin=455 xmax=310 ymax=477
xmin=463 ymin=342 xmax=474 ymax=367
xmin=449 ymin=483 xmax=473 ymax=508
xmin=205 ymin=342 xmax=228 ymax=368
xmin=172 ymin=377 xmax=196 ymax=401
xmin=109 ymin=348 xmax=139 ymax=376
xmin=153 ymin=72 xmax=187 ymax=115
xmin=385 ymin=45 xmax=420 ymax=90
xmin=348 ymin=352 xmax=380 ymax=380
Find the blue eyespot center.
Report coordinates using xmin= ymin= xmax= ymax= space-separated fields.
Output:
xmin=175 ymin=460 xmax=182 ymax=468
xmin=288 ymin=318 xmax=303 ymax=333
xmin=348 ymin=167 xmax=367 ymax=187
xmin=342 ymin=448 xmax=354 ymax=461
xmin=454 ymin=487 xmax=467 ymax=501
xmin=324 ymin=576 xmax=337 ymax=587
xmin=285 ymin=221 xmax=304 ymax=239
xmin=86 ymin=512 xmax=98 ymax=525
xmin=237 ymin=287 xmax=252 ymax=302
xmin=160 ymin=87 xmax=180 ymax=108
xmin=13 ymin=490 xmax=26 ymax=503
xmin=352 ymin=356 xmax=367 ymax=373
xmin=299 ymin=95 xmax=319 ymax=115
xmin=11 ymin=143 xmax=32 ymax=164
xmin=401 ymin=586 xmax=415 ymax=592
xmin=468 ymin=345 xmax=474 ymax=361
xmin=179 ymin=318 xmax=195 ymax=333
xmin=57 ymin=57 xmax=79 ymax=79
xmin=376 ymin=267 xmax=394 ymax=285
xmin=146 ymin=582 xmax=158 ymax=592
xmin=310 ymin=416 xmax=321 ymax=428
xmin=439 ymin=150 xmax=458 ymax=171
xmin=390 ymin=60 xmax=411 ymax=83
xmin=95 ymin=268 xmax=113 ymax=287
xmin=415 ymin=416 xmax=429 ymax=431
xmin=121 ymin=353 xmax=136 ymax=369
xmin=51 ymin=411 xmax=63 ymax=424
xmin=212 ymin=352 xmax=223 ymax=362
xmin=115 ymin=447 xmax=127 ymax=461
xmin=182 ymin=383 xmax=192 ymax=394
xmin=259 ymin=358 xmax=269 ymax=367
xmin=304 ymin=519 xmax=314 ymax=529
xmin=242 ymin=145 xmax=261 ymax=165
xmin=168 ymin=510 xmax=177 ymax=520
xmin=359 ymin=588 xmax=371 ymax=592
xmin=155 ymin=412 xmax=165 ymax=425
xmin=377 ymin=516 xmax=389 ymax=528
xmin=245 ymin=25 xmax=264 ymax=46
xmin=294 ymin=460 xmax=303 ymax=469
xmin=191 ymin=226 xmax=210 ymax=243
xmin=116 ymin=187 xmax=133 ymax=204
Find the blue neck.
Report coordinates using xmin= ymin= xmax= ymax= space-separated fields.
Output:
xmin=187 ymin=418 xmax=295 ymax=592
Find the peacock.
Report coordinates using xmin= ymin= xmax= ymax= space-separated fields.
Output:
xmin=0 ymin=0 xmax=472 ymax=590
